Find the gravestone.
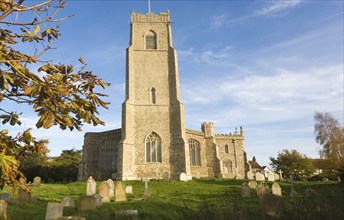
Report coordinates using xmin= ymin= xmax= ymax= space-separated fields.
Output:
xmin=162 ymin=171 xmax=170 ymax=181
xmin=78 ymin=195 xmax=97 ymax=211
xmin=267 ymin=173 xmax=275 ymax=182
xmin=278 ymin=170 xmax=283 ymax=180
xmin=195 ymin=172 xmax=201 ymax=179
xmin=0 ymin=193 xmax=10 ymax=202
xmin=45 ymin=202 xmax=63 ymax=220
xmin=255 ymin=172 xmax=265 ymax=181
xmin=0 ymin=200 xmax=7 ymax=219
xmin=19 ymin=177 xmax=27 ymax=185
xmin=179 ymin=173 xmax=187 ymax=181
xmin=114 ymin=181 xmax=127 ymax=202
xmin=274 ymin=173 xmax=280 ymax=181
xmin=93 ymin=194 xmax=102 ymax=207
xmin=125 ymin=186 xmax=133 ymax=194
xmin=99 ymin=181 xmax=111 ymax=203
xmin=271 ymin=182 xmax=282 ymax=196
xmin=33 ymin=176 xmax=41 ymax=186
xmin=259 ymin=194 xmax=281 ymax=218
xmin=114 ymin=210 xmax=139 ymax=218
xmin=61 ymin=196 xmax=75 ymax=207
xmin=106 ymin=179 xmax=115 ymax=199
xmin=18 ymin=187 xmax=31 ymax=202
xmin=86 ymin=176 xmax=96 ymax=195
xmin=257 ymin=182 xmax=270 ymax=198
xmin=143 ymin=178 xmax=150 ymax=197
xmin=241 ymin=182 xmax=251 ymax=197
xmin=247 ymin=171 xmax=254 ymax=180
xmin=248 ymin=180 xmax=257 ymax=190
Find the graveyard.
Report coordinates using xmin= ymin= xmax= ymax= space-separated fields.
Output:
xmin=0 ymin=178 xmax=343 ymax=219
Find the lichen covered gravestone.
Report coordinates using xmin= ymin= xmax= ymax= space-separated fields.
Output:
xmin=255 ymin=172 xmax=265 ymax=181
xmin=86 ymin=176 xmax=96 ymax=195
xmin=78 ymin=196 xmax=97 ymax=211
xmin=45 ymin=202 xmax=63 ymax=220
xmin=257 ymin=182 xmax=270 ymax=198
xmin=114 ymin=181 xmax=127 ymax=202
xmin=99 ymin=181 xmax=111 ymax=203
xmin=241 ymin=182 xmax=251 ymax=197
xmin=271 ymin=182 xmax=282 ymax=196
xmin=125 ymin=186 xmax=133 ymax=194
xmin=33 ymin=176 xmax=41 ymax=186
xmin=267 ymin=173 xmax=275 ymax=182
xmin=248 ymin=180 xmax=257 ymax=190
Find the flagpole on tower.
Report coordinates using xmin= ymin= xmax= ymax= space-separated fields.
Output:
xmin=148 ymin=0 xmax=151 ymax=13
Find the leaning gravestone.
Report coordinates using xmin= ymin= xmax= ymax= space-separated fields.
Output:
xmin=0 ymin=193 xmax=10 ymax=202
xmin=86 ymin=176 xmax=96 ymax=195
xmin=114 ymin=181 xmax=127 ymax=202
xmin=78 ymin=196 xmax=97 ymax=211
xmin=45 ymin=202 xmax=63 ymax=220
xmin=18 ymin=187 xmax=31 ymax=203
xmin=255 ymin=172 xmax=265 ymax=181
xmin=33 ymin=176 xmax=41 ymax=186
xmin=106 ymin=179 xmax=115 ymax=199
xmin=125 ymin=186 xmax=133 ymax=194
xmin=259 ymin=194 xmax=281 ymax=218
xmin=179 ymin=173 xmax=187 ymax=181
xmin=162 ymin=171 xmax=170 ymax=181
xmin=248 ymin=180 xmax=257 ymax=190
xmin=61 ymin=196 xmax=75 ymax=207
xmin=0 ymin=200 xmax=7 ymax=219
xmin=247 ymin=171 xmax=254 ymax=180
xmin=267 ymin=173 xmax=275 ymax=182
xmin=241 ymin=182 xmax=251 ymax=197
xmin=271 ymin=182 xmax=282 ymax=196
xmin=99 ymin=181 xmax=111 ymax=203
xmin=257 ymin=182 xmax=270 ymax=198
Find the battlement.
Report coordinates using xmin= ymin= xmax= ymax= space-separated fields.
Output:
xmin=131 ymin=11 xmax=170 ymax=23
xmin=215 ymin=126 xmax=244 ymax=137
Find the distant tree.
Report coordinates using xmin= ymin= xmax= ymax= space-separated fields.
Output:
xmin=270 ymin=149 xmax=315 ymax=180
xmin=0 ymin=1 xmax=110 ymax=190
xmin=314 ymin=112 xmax=344 ymax=175
xmin=49 ymin=149 xmax=82 ymax=182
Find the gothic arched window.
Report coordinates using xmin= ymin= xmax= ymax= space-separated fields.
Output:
xmin=145 ymin=30 xmax=157 ymax=49
xmin=151 ymin=87 xmax=156 ymax=104
xmin=189 ymin=139 xmax=201 ymax=166
xmin=145 ymin=132 xmax=161 ymax=162
xmin=223 ymin=160 xmax=233 ymax=174
xmin=224 ymin=144 xmax=229 ymax=153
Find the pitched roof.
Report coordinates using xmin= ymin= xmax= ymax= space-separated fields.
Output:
xmin=248 ymin=160 xmax=262 ymax=169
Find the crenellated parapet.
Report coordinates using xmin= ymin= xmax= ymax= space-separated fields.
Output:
xmin=215 ymin=126 xmax=244 ymax=139
xmin=131 ymin=11 xmax=170 ymax=23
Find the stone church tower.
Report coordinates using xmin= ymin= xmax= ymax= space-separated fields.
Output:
xmin=118 ymin=11 xmax=192 ymax=180
xmin=78 ymin=11 xmax=249 ymax=181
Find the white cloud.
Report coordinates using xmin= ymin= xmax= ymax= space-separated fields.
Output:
xmin=210 ymin=13 xmax=229 ymax=29
xmin=255 ymin=0 xmax=302 ymax=16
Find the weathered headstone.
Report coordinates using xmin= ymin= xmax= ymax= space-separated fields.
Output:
xmin=114 ymin=181 xmax=127 ymax=202
xmin=278 ymin=170 xmax=283 ymax=180
xmin=114 ymin=210 xmax=139 ymax=218
xmin=195 ymin=172 xmax=201 ymax=179
xmin=267 ymin=173 xmax=275 ymax=182
xmin=61 ymin=196 xmax=75 ymax=207
xmin=162 ymin=171 xmax=170 ymax=181
xmin=259 ymin=194 xmax=281 ymax=218
xmin=45 ymin=202 xmax=63 ymax=220
xmin=241 ymin=182 xmax=251 ymax=197
xmin=0 ymin=193 xmax=10 ymax=202
xmin=179 ymin=172 xmax=187 ymax=181
xmin=78 ymin=195 xmax=97 ymax=211
xmin=93 ymin=194 xmax=102 ymax=207
xmin=247 ymin=171 xmax=254 ymax=180
xmin=274 ymin=173 xmax=280 ymax=181
xmin=19 ymin=177 xmax=27 ymax=185
xmin=255 ymin=172 xmax=265 ymax=181
xmin=86 ymin=176 xmax=96 ymax=195
xmin=257 ymin=182 xmax=270 ymax=198
xmin=248 ymin=180 xmax=257 ymax=190
xmin=18 ymin=187 xmax=31 ymax=202
xmin=125 ymin=186 xmax=133 ymax=194
xmin=143 ymin=178 xmax=150 ymax=196
xmin=33 ymin=176 xmax=41 ymax=186
xmin=0 ymin=200 xmax=7 ymax=219
xmin=271 ymin=182 xmax=282 ymax=196
xmin=99 ymin=181 xmax=111 ymax=203
xmin=106 ymin=179 xmax=115 ymax=199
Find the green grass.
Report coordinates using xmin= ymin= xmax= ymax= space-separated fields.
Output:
xmin=1 ymin=179 xmax=343 ymax=220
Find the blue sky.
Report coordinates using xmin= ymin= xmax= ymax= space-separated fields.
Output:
xmin=2 ymin=0 xmax=343 ymax=166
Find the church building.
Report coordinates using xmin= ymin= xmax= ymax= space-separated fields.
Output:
xmin=78 ymin=11 xmax=250 ymax=181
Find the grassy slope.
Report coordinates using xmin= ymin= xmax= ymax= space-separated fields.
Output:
xmin=1 ymin=179 xmax=343 ymax=220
